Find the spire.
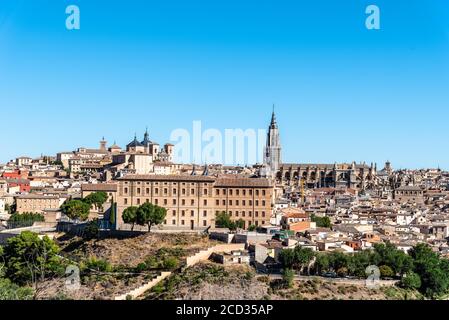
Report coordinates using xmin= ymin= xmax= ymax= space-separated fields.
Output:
xmin=270 ymin=104 xmax=277 ymax=128
xmin=191 ymin=164 xmax=197 ymax=176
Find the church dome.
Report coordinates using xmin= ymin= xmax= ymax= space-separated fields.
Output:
xmin=127 ymin=135 xmax=144 ymax=148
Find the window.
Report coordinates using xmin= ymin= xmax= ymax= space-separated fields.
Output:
xmin=256 ymin=190 xmax=259 ymax=196
xmin=137 ymin=199 xmax=141 ymax=205
xmin=173 ymin=199 xmax=177 ymax=205
xmin=262 ymin=190 xmax=266 ymax=196
xmin=172 ymin=210 xmax=176 ymax=216
xmin=203 ymin=199 xmax=207 ymax=206
xmin=172 ymin=220 xmax=176 ymax=225
xmin=124 ymin=188 xmax=128 ymax=194
xmin=262 ymin=200 xmax=266 ymax=206
xmin=182 ymin=210 xmax=185 ymax=217
xmin=216 ymin=189 xmax=220 ymax=196
xmin=203 ymin=221 xmax=207 ymax=227
xmin=155 ymin=199 xmax=158 ymax=205
xmin=164 ymin=199 xmax=168 ymax=205
xmin=203 ymin=210 xmax=207 ymax=217
xmin=182 ymin=189 xmax=186 ymax=195
xmin=229 ymin=189 xmax=233 ymax=196
xmin=216 ymin=200 xmax=219 ymax=206
xmin=164 ymin=188 xmax=168 ymax=195
xmin=146 ymin=188 xmax=150 ymax=194
xmin=124 ymin=198 xmax=128 ymax=205
xmin=191 ymin=199 xmax=195 ymax=205
xmin=191 ymin=189 xmax=195 ymax=195
xmin=181 ymin=220 xmax=185 ymax=225
xmin=229 ymin=200 xmax=233 ymax=206
xmin=236 ymin=189 xmax=240 ymax=196
xmin=191 ymin=210 xmax=194 ymax=217
xmin=155 ymin=188 xmax=159 ymax=195
xmin=137 ymin=188 xmax=141 ymax=195
xmin=182 ymin=199 xmax=186 ymax=205
xmin=173 ymin=189 xmax=177 ymax=195
xmin=203 ymin=189 xmax=208 ymax=195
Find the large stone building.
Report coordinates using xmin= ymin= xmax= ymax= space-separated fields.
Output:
xmin=261 ymin=111 xmax=378 ymax=189
xmin=278 ymin=162 xmax=377 ymax=189
xmin=115 ymin=173 xmax=274 ymax=231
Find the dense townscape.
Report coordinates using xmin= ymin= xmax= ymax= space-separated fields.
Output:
xmin=1 ymin=112 xmax=449 ymax=300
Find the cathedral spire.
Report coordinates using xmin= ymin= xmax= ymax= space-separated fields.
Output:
xmin=270 ymin=104 xmax=278 ymax=129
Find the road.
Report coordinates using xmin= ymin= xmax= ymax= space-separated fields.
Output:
xmin=261 ymin=274 xmax=399 ymax=286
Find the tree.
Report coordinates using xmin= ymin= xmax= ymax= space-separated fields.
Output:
xmin=400 ymin=272 xmax=421 ymax=290
xmin=2 ymin=231 xmax=61 ymax=299
xmin=61 ymin=200 xmax=90 ymax=221
xmin=282 ymin=268 xmax=294 ymax=288
xmin=279 ymin=249 xmax=295 ymax=269
xmin=83 ymin=192 xmax=108 ymax=211
xmin=379 ymin=265 xmax=394 ymax=279
xmin=136 ymin=203 xmax=167 ymax=232
xmin=122 ymin=206 xmax=138 ymax=231
xmin=8 ymin=213 xmax=45 ymax=228
xmin=248 ymin=225 xmax=257 ymax=232
xmin=109 ymin=198 xmax=116 ymax=226
xmin=0 ymin=278 xmax=34 ymax=300
xmin=83 ymin=220 xmax=99 ymax=240
xmin=311 ymin=214 xmax=331 ymax=228
xmin=315 ymin=253 xmax=330 ymax=275
xmin=215 ymin=212 xmax=233 ymax=229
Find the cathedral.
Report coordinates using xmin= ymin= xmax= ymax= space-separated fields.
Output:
xmin=263 ymin=110 xmax=378 ymax=189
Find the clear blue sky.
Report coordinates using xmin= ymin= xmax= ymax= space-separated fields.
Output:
xmin=1 ymin=0 xmax=448 ymax=169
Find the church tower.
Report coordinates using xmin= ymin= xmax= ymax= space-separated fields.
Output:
xmin=264 ymin=107 xmax=282 ymax=173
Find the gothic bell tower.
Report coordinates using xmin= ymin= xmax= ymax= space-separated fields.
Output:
xmin=264 ymin=106 xmax=282 ymax=173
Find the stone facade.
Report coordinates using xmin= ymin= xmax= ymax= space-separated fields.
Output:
xmin=116 ymin=175 xmax=274 ymax=230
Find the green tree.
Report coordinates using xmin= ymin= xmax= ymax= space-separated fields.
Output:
xmin=399 ymin=272 xmax=421 ymax=290
xmin=83 ymin=219 xmax=99 ymax=240
xmin=315 ymin=253 xmax=330 ymax=275
xmin=83 ymin=192 xmax=108 ymax=211
xmin=109 ymin=198 xmax=116 ymax=226
xmin=136 ymin=203 xmax=167 ymax=232
xmin=8 ymin=213 xmax=45 ymax=228
xmin=215 ymin=212 xmax=233 ymax=229
xmin=282 ymin=268 xmax=295 ymax=288
xmin=3 ymin=231 xmax=61 ymax=298
xmin=122 ymin=206 xmax=138 ymax=231
xmin=61 ymin=200 xmax=90 ymax=221
xmin=379 ymin=265 xmax=395 ymax=279
xmin=0 ymin=278 xmax=34 ymax=300
xmin=278 ymin=249 xmax=295 ymax=269
xmin=311 ymin=214 xmax=331 ymax=228
xmin=248 ymin=225 xmax=257 ymax=232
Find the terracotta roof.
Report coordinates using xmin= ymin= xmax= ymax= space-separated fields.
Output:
xmin=81 ymin=183 xmax=118 ymax=192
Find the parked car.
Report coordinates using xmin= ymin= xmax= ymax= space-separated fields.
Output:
xmin=322 ymin=272 xmax=337 ymax=278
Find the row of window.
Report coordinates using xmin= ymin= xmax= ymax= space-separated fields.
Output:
xmin=228 ymin=210 xmax=266 ymax=218
xmin=122 ymin=186 xmax=268 ymax=197
xmin=123 ymin=197 xmax=268 ymax=207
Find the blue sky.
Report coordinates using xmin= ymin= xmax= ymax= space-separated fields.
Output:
xmin=0 ymin=0 xmax=448 ymax=169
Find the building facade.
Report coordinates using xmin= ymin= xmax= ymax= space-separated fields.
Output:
xmin=116 ymin=174 xmax=274 ymax=230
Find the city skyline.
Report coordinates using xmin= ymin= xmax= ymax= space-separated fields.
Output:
xmin=1 ymin=0 xmax=449 ymax=169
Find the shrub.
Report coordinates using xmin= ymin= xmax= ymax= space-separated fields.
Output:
xmin=399 ymin=272 xmax=421 ymax=290
xmin=379 ymin=265 xmax=395 ymax=279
